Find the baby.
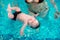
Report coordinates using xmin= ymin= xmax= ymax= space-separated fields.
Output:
xmin=7 ymin=4 xmax=40 ymax=35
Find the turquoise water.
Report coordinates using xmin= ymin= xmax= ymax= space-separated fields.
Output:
xmin=0 ymin=0 xmax=60 ymax=40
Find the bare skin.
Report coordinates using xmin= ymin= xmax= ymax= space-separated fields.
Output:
xmin=7 ymin=4 xmax=39 ymax=36
xmin=50 ymin=0 xmax=60 ymax=19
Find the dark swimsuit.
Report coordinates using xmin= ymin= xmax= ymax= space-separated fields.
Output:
xmin=12 ymin=11 xmax=22 ymax=20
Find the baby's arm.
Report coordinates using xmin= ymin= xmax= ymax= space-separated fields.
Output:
xmin=20 ymin=21 xmax=28 ymax=36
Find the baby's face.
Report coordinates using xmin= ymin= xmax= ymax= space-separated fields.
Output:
xmin=29 ymin=19 xmax=39 ymax=28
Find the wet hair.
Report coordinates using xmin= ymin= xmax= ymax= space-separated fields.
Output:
xmin=30 ymin=22 xmax=40 ymax=29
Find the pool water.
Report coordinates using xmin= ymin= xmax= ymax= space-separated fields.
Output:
xmin=0 ymin=0 xmax=60 ymax=40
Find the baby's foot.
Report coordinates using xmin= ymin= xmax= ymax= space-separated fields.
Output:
xmin=8 ymin=13 xmax=14 ymax=19
xmin=20 ymin=30 xmax=24 ymax=36
xmin=7 ymin=3 xmax=12 ymax=12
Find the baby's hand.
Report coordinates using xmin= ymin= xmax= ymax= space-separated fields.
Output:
xmin=20 ymin=30 xmax=24 ymax=36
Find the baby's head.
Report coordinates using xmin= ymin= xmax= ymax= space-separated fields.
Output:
xmin=28 ymin=19 xmax=40 ymax=29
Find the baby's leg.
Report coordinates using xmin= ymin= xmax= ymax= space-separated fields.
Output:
xmin=7 ymin=4 xmax=14 ymax=19
xmin=11 ymin=7 xmax=21 ymax=12
xmin=8 ymin=12 xmax=14 ymax=19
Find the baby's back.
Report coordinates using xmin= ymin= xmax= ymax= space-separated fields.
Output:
xmin=17 ymin=13 xmax=35 ymax=22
